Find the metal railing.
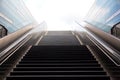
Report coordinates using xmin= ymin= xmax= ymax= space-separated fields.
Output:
xmin=0 ymin=21 xmax=47 ymax=65
xmin=75 ymin=21 xmax=120 ymax=66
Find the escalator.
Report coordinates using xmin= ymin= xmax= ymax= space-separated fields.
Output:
xmin=6 ymin=31 xmax=109 ymax=80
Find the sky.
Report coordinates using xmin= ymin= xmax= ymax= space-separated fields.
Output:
xmin=23 ymin=0 xmax=95 ymax=30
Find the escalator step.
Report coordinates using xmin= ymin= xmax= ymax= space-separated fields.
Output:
xmin=10 ymin=71 xmax=107 ymax=75
xmin=13 ymin=67 xmax=103 ymax=71
xmin=7 ymin=45 xmax=109 ymax=80
xmin=19 ymin=60 xmax=97 ymax=63
xmin=21 ymin=58 xmax=95 ymax=60
xmin=7 ymin=75 xmax=110 ymax=80
xmin=16 ymin=63 xmax=100 ymax=67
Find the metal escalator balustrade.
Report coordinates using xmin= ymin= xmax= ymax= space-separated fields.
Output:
xmin=0 ymin=22 xmax=47 ymax=79
xmin=0 ymin=22 xmax=47 ymax=65
xmin=0 ymin=30 xmax=32 ymax=65
xmin=75 ymin=21 xmax=120 ymax=79
xmin=0 ymin=24 xmax=33 ymax=65
xmin=75 ymin=21 xmax=120 ymax=66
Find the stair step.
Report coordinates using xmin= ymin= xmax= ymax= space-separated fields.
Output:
xmin=24 ymin=54 xmax=93 ymax=56
xmin=7 ymin=75 xmax=110 ymax=80
xmin=26 ymin=51 xmax=91 ymax=53
xmin=23 ymin=56 xmax=94 ymax=60
xmin=16 ymin=63 xmax=100 ymax=67
xmin=19 ymin=60 xmax=97 ymax=63
xmin=10 ymin=71 xmax=107 ymax=75
xmin=13 ymin=67 xmax=103 ymax=71
xmin=21 ymin=58 xmax=95 ymax=60
xmin=29 ymin=46 xmax=88 ymax=51
xmin=23 ymin=55 xmax=93 ymax=58
xmin=7 ymin=45 xmax=109 ymax=79
xmin=26 ymin=52 xmax=91 ymax=55
xmin=19 ymin=61 xmax=98 ymax=64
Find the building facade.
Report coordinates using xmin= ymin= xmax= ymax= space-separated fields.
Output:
xmin=0 ymin=0 xmax=36 ymax=34
xmin=85 ymin=0 xmax=120 ymax=35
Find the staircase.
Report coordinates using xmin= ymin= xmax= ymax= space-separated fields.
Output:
xmin=7 ymin=45 xmax=109 ymax=80
xmin=6 ymin=31 xmax=109 ymax=80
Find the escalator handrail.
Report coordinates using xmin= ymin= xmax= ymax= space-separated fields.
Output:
xmin=0 ymin=21 xmax=47 ymax=65
xmin=75 ymin=21 xmax=120 ymax=66
xmin=0 ymin=31 xmax=32 ymax=65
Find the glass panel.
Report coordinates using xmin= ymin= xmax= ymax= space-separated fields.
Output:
xmin=86 ymin=0 xmax=120 ymax=33
xmin=0 ymin=0 xmax=36 ymax=33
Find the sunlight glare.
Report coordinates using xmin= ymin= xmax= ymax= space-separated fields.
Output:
xmin=24 ymin=0 xmax=95 ymax=31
